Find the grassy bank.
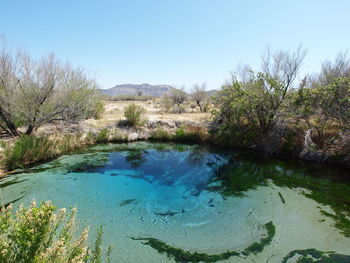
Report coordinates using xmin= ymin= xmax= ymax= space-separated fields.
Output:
xmin=1 ymin=119 xmax=349 ymax=176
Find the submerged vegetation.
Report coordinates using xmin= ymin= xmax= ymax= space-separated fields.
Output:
xmin=207 ymin=153 xmax=350 ymax=237
xmin=132 ymin=221 xmax=275 ymax=263
xmin=282 ymin=249 xmax=350 ymax=263
xmin=0 ymin=201 xmax=111 ymax=263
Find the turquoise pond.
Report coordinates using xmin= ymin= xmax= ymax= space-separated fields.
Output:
xmin=1 ymin=142 xmax=350 ymax=262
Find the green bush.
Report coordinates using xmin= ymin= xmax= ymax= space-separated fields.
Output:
xmin=95 ymin=128 xmax=110 ymax=143
xmin=0 ymin=201 xmax=110 ymax=263
xmin=3 ymin=135 xmax=57 ymax=170
xmin=108 ymin=94 xmax=153 ymax=101
xmin=174 ymin=126 xmax=207 ymax=143
xmin=149 ymin=128 xmax=173 ymax=141
xmin=124 ymin=104 xmax=146 ymax=127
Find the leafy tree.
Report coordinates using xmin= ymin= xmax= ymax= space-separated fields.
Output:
xmin=0 ymin=42 xmax=103 ymax=136
xmin=215 ymin=46 xmax=306 ymax=137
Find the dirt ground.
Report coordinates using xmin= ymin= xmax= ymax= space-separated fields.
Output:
xmin=84 ymin=99 xmax=212 ymax=128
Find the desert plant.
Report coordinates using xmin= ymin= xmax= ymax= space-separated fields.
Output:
xmin=95 ymin=128 xmax=110 ymax=143
xmin=124 ymin=103 xmax=146 ymax=127
xmin=0 ymin=40 xmax=103 ymax=136
xmin=149 ymin=127 xmax=173 ymax=141
xmin=174 ymin=126 xmax=208 ymax=143
xmin=168 ymin=88 xmax=187 ymax=114
xmin=191 ymin=84 xmax=207 ymax=112
xmin=107 ymin=94 xmax=152 ymax=101
xmin=160 ymin=95 xmax=173 ymax=113
xmin=3 ymin=135 xmax=58 ymax=170
xmin=0 ymin=200 xmax=111 ymax=263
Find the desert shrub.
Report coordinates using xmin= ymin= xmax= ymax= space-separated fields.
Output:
xmin=174 ymin=126 xmax=208 ymax=143
xmin=3 ymin=135 xmax=58 ymax=170
xmin=95 ymin=128 xmax=110 ymax=143
xmin=0 ymin=42 xmax=103 ymax=136
xmin=109 ymin=131 xmax=129 ymax=143
xmin=124 ymin=104 xmax=147 ymax=127
xmin=57 ymin=134 xmax=85 ymax=153
xmin=168 ymin=89 xmax=187 ymax=114
xmin=0 ymin=200 xmax=110 ymax=263
xmin=172 ymin=104 xmax=186 ymax=114
xmin=149 ymin=128 xmax=173 ymax=141
xmin=202 ymin=101 xmax=210 ymax=113
xmin=160 ymin=95 xmax=173 ymax=113
xmin=108 ymin=94 xmax=153 ymax=101
xmin=191 ymin=84 xmax=208 ymax=112
xmin=87 ymin=101 xmax=105 ymax=119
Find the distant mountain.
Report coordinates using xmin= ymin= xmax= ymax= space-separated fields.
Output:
xmin=100 ymin=83 xmax=175 ymax=97
xmin=207 ymin=89 xmax=219 ymax=97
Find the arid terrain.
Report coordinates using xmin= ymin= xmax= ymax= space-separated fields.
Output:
xmin=79 ymin=99 xmax=212 ymax=129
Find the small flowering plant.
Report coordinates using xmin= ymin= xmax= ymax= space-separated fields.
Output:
xmin=0 ymin=201 xmax=110 ymax=263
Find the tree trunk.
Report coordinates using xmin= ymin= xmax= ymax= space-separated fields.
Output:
xmin=25 ymin=125 xmax=35 ymax=135
xmin=196 ymin=101 xmax=203 ymax=112
xmin=0 ymin=111 xmax=19 ymax=136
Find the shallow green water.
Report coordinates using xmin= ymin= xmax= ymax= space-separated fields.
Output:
xmin=1 ymin=142 xmax=350 ymax=262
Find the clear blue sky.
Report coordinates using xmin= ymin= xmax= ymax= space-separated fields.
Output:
xmin=1 ymin=0 xmax=350 ymax=90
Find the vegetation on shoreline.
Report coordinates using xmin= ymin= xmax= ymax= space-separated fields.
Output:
xmin=0 ymin=201 xmax=111 ymax=263
xmin=213 ymin=48 xmax=350 ymax=163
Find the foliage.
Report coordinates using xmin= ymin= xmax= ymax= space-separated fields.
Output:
xmin=164 ymin=88 xmax=187 ymax=114
xmin=215 ymin=72 xmax=289 ymax=135
xmin=106 ymin=94 xmax=153 ymax=101
xmin=149 ymin=127 xmax=173 ymax=141
xmin=0 ymin=200 xmax=110 ymax=263
xmin=95 ymin=128 xmax=110 ymax=143
xmin=124 ymin=103 xmax=147 ymax=127
xmin=174 ymin=126 xmax=208 ymax=143
xmin=160 ymin=95 xmax=173 ymax=113
xmin=290 ymin=77 xmax=350 ymax=136
xmin=0 ymin=40 xmax=103 ymax=136
xmin=213 ymin=46 xmax=350 ymax=160
xmin=3 ymin=135 xmax=57 ymax=170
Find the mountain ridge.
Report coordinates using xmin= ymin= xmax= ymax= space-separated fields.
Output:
xmin=99 ymin=83 xmax=175 ymax=97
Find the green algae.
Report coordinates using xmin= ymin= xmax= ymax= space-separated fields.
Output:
xmin=119 ymin=199 xmax=137 ymax=207
xmin=241 ymin=221 xmax=275 ymax=255
xmin=278 ymin=192 xmax=286 ymax=204
xmin=132 ymin=221 xmax=275 ymax=263
xmin=207 ymin=153 xmax=350 ymax=238
xmin=282 ymin=248 xmax=350 ymax=263
xmin=1 ymin=195 xmax=24 ymax=209
xmin=0 ymin=178 xmax=27 ymax=188
xmin=124 ymin=149 xmax=147 ymax=168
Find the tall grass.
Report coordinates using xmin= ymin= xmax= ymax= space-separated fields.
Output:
xmin=3 ymin=135 xmax=58 ymax=170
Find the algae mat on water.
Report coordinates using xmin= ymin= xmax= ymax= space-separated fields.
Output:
xmin=1 ymin=142 xmax=349 ymax=263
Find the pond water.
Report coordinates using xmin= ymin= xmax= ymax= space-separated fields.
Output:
xmin=1 ymin=142 xmax=350 ymax=263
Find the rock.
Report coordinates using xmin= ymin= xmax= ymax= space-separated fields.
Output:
xmin=128 ymin=132 xmax=139 ymax=141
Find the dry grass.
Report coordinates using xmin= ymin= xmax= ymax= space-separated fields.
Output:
xmin=84 ymin=99 xmax=212 ymax=128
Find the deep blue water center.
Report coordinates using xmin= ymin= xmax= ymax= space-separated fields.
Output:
xmin=1 ymin=142 xmax=350 ymax=263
